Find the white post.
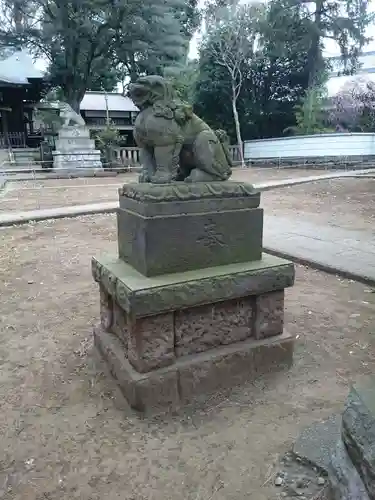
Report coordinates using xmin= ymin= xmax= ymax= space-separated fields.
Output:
xmin=104 ymin=92 xmax=110 ymax=126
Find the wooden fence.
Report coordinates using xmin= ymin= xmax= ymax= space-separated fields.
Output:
xmin=0 ymin=132 xmax=26 ymax=148
xmin=115 ymin=145 xmax=242 ymax=167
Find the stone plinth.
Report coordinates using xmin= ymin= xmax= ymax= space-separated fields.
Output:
xmin=293 ymin=379 xmax=375 ymax=500
xmin=118 ymin=182 xmax=263 ymax=276
xmin=336 ymin=381 xmax=375 ymax=499
xmin=92 ymin=254 xmax=295 ymax=412
xmin=92 ymin=181 xmax=296 ymax=413
xmin=53 ymin=126 xmax=102 ymax=170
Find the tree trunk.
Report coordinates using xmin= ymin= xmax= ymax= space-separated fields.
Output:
xmin=63 ymin=87 xmax=84 ymax=114
xmin=68 ymin=97 xmax=82 ymax=114
xmin=231 ymin=86 xmax=245 ymax=168
xmin=307 ymin=0 xmax=323 ymax=89
xmin=13 ymin=0 xmax=23 ymax=32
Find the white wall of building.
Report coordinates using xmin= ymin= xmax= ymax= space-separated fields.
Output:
xmin=244 ymin=133 xmax=375 ymax=159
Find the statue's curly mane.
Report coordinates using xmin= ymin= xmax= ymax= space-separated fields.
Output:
xmin=131 ymin=75 xmax=194 ymax=126
xmin=152 ymin=100 xmax=193 ymax=126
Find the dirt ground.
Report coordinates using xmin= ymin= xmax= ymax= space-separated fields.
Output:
xmin=0 ymin=167 xmax=328 ymax=212
xmin=261 ymin=177 xmax=375 ymax=233
xmin=1 ymin=214 xmax=375 ymax=500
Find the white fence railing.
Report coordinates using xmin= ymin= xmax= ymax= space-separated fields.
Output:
xmin=244 ymin=133 xmax=375 ymax=160
xmin=115 ymin=147 xmax=140 ymax=166
xmin=115 ymin=145 xmax=242 ymax=166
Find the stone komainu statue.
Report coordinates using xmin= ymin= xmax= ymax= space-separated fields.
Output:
xmin=128 ymin=75 xmax=233 ymax=183
xmin=59 ymin=102 xmax=86 ymax=128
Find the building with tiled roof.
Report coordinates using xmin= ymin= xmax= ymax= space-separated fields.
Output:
xmin=0 ymin=50 xmax=46 ymax=148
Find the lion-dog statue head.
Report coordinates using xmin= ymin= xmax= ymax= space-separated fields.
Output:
xmin=128 ymin=75 xmax=174 ymax=110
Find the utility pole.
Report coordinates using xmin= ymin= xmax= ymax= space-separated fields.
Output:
xmin=104 ymin=90 xmax=110 ymax=126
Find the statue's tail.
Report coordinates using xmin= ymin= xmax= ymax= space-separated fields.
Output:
xmin=215 ymin=129 xmax=233 ymax=168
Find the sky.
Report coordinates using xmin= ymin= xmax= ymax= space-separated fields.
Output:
xmin=32 ymin=0 xmax=375 ymax=95
xmin=188 ymin=0 xmax=375 ymax=59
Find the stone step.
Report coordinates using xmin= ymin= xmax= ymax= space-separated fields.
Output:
xmin=13 ymin=148 xmax=38 ymax=157
xmin=12 ymin=148 xmax=39 ymax=166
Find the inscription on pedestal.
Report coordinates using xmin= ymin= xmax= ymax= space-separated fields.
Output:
xmin=197 ymin=219 xmax=225 ymax=248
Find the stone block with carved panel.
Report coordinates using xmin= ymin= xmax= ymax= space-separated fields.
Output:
xmin=254 ymin=290 xmax=285 ymax=339
xmin=175 ymin=297 xmax=256 ymax=357
xmin=53 ymin=125 xmax=103 ymax=170
xmin=97 ymin=285 xmax=175 ymax=373
xmin=117 ymin=182 xmax=263 ymax=276
xmin=92 ymin=182 xmax=296 ymax=414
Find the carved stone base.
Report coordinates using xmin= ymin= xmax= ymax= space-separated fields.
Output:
xmin=94 ymin=325 xmax=294 ymax=413
xmin=92 ymin=254 xmax=295 ymax=412
xmin=53 ymin=151 xmax=102 ymax=170
xmin=52 ymin=125 xmax=103 ymax=170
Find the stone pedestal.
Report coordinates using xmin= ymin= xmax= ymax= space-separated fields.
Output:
xmin=92 ymin=182 xmax=296 ymax=413
xmin=53 ymin=126 xmax=102 ymax=170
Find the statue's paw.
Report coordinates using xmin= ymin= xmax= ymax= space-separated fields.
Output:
xmin=150 ymin=172 xmax=173 ymax=184
xmin=138 ymin=171 xmax=151 ymax=183
xmin=184 ymin=169 xmax=217 ymax=182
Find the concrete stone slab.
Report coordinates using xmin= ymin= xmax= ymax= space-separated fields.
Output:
xmin=342 ymin=378 xmax=375 ymax=499
xmin=293 ymin=414 xmax=342 ymax=471
xmin=263 ymin=215 xmax=375 ymax=285
xmin=92 ymin=254 xmax=295 ymax=318
xmin=0 ymin=201 xmax=117 ymax=227
xmin=119 ymin=182 xmax=261 ymax=217
xmin=94 ymin=324 xmax=295 ymax=414
xmin=329 ymin=438 xmax=370 ymax=500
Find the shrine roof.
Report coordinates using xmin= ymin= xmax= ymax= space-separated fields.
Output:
xmin=80 ymin=92 xmax=139 ymax=112
xmin=0 ymin=50 xmax=45 ymax=85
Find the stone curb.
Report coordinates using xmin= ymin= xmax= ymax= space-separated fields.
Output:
xmin=0 ymin=202 xmax=117 ymax=227
xmin=257 ymin=167 xmax=375 ymax=191
xmin=264 ymin=246 xmax=375 ymax=287
xmin=2 ymin=169 xmax=375 ymax=228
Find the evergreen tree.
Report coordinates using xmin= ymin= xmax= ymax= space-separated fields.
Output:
xmin=0 ymin=0 xmax=199 ymax=110
xmin=195 ymin=0 xmax=311 ymax=140
xmin=284 ymin=87 xmax=331 ymax=135
xmin=298 ymin=0 xmax=374 ymax=87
